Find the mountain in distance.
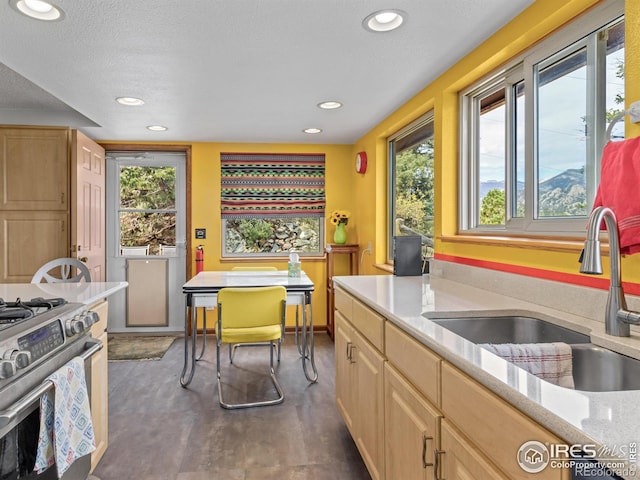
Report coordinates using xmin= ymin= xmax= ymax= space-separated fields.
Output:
xmin=481 ymin=168 xmax=586 ymax=216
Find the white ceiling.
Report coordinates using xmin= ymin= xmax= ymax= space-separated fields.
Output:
xmin=0 ymin=0 xmax=533 ymax=144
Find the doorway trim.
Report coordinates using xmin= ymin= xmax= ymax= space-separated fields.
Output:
xmin=100 ymin=143 xmax=193 ymax=279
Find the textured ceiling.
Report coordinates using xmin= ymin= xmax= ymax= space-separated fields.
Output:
xmin=0 ymin=0 xmax=533 ymax=144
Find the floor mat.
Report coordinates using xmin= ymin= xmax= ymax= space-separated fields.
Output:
xmin=107 ymin=336 xmax=178 ymax=361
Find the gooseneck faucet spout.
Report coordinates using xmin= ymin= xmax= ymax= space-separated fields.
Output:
xmin=580 ymin=206 xmax=640 ymax=336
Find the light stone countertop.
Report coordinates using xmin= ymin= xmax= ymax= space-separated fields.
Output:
xmin=0 ymin=282 xmax=128 ymax=306
xmin=333 ymin=272 xmax=640 ymax=478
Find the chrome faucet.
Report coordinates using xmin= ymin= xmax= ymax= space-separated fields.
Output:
xmin=580 ymin=206 xmax=640 ymax=336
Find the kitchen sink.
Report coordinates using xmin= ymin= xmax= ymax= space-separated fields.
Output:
xmin=428 ymin=315 xmax=591 ymax=345
xmin=571 ymin=345 xmax=640 ymax=392
xmin=426 ymin=314 xmax=640 ymax=391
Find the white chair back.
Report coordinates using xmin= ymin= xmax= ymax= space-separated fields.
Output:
xmin=31 ymin=258 xmax=92 ymax=283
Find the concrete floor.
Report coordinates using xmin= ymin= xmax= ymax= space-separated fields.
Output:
xmin=93 ymin=333 xmax=371 ymax=480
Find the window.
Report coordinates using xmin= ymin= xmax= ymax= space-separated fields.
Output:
xmin=460 ymin=2 xmax=624 ymax=236
xmin=388 ymin=114 xmax=435 ymax=261
xmin=119 ymin=165 xmax=176 ymax=255
xmin=221 ymin=153 xmax=325 ymax=257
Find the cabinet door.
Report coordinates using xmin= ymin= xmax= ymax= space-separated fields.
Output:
xmin=440 ymin=419 xmax=509 ymax=480
xmin=384 ymin=363 xmax=441 ymax=480
xmin=353 ymin=329 xmax=385 ymax=480
xmin=0 ymin=211 xmax=68 ymax=283
xmin=0 ymin=127 xmax=69 ymax=211
xmin=89 ymin=301 xmax=109 ymax=472
xmin=335 ymin=312 xmax=357 ymax=434
xmin=442 ymin=362 xmax=569 ymax=479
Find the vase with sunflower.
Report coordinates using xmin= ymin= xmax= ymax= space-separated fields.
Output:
xmin=330 ymin=210 xmax=350 ymax=244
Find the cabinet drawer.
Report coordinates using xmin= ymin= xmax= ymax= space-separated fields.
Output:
xmin=386 ymin=321 xmax=440 ymax=407
xmin=334 ymin=287 xmax=353 ymax=320
xmin=441 ymin=362 xmax=568 ymax=480
xmin=352 ymin=298 xmax=384 ymax=351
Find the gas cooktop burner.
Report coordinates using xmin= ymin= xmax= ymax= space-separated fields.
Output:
xmin=0 ymin=297 xmax=68 ymax=325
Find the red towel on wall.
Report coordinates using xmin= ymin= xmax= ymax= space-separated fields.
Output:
xmin=592 ymin=136 xmax=640 ymax=255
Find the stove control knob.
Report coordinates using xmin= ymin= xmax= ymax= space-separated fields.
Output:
xmin=7 ymin=350 xmax=31 ymax=369
xmin=0 ymin=360 xmax=16 ymax=379
xmin=65 ymin=319 xmax=85 ymax=337
xmin=82 ymin=312 xmax=99 ymax=329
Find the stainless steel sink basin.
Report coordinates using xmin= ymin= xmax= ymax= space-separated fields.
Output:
xmin=428 ymin=315 xmax=590 ymax=344
xmin=571 ymin=345 xmax=640 ymax=392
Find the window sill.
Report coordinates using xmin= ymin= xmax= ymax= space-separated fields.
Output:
xmin=439 ymin=234 xmax=589 ymax=254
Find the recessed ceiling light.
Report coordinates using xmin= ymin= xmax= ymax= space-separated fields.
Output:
xmin=116 ymin=97 xmax=145 ymax=106
xmin=363 ymin=9 xmax=405 ymax=32
xmin=318 ymin=101 xmax=343 ymax=110
xmin=9 ymin=0 xmax=64 ymax=21
xmin=303 ymin=128 xmax=322 ymax=134
xmin=147 ymin=125 xmax=168 ymax=132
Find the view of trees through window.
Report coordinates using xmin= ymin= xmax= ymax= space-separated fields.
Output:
xmin=390 ymin=119 xmax=435 ymax=259
xmin=119 ymin=165 xmax=176 ymax=255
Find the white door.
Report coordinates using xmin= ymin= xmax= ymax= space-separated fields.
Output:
xmin=71 ymin=131 xmax=106 ymax=281
xmin=105 ymin=151 xmax=186 ymax=333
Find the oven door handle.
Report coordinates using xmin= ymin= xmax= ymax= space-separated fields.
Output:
xmin=0 ymin=339 xmax=102 ymax=430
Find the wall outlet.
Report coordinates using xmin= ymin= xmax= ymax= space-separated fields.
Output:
xmin=367 ymin=241 xmax=372 ymax=252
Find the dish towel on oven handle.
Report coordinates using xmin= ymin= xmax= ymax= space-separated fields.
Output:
xmin=592 ymin=136 xmax=640 ymax=255
xmin=479 ymin=342 xmax=575 ymax=388
xmin=34 ymin=356 xmax=96 ymax=478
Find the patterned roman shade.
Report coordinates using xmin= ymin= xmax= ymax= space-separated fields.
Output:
xmin=221 ymin=152 xmax=325 ymax=218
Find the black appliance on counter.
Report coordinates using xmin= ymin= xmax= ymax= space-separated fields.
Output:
xmin=0 ymin=297 xmax=102 ymax=479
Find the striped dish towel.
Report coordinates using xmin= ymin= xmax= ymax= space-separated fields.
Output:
xmin=34 ymin=357 xmax=96 ymax=478
xmin=479 ymin=342 xmax=575 ymax=388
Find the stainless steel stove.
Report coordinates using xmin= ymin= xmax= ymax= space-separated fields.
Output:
xmin=0 ymin=297 xmax=102 ymax=479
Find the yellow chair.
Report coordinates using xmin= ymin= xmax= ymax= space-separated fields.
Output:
xmin=231 ymin=266 xmax=277 ymax=271
xmin=216 ymin=286 xmax=287 ymax=409
xmin=229 ymin=266 xmax=279 ymax=361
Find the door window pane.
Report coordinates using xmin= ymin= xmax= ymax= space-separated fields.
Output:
xmin=119 ymin=165 xmax=176 ymax=254
xmin=536 ymin=48 xmax=587 ymax=218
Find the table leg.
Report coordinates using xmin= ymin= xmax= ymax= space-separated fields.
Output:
xmin=301 ymin=292 xmax=318 ymax=383
xmin=295 ymin=305 xmax=304 ymax=356
xmin=195 ymin=309 xmax=207 ymax=361
xmin=180 ymin=296 xmax=198 ymax=387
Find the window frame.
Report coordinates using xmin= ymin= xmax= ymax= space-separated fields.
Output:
xmin=387 ymin=112 xmax=435 ymax=262
xmin=459 ymin=0 xmax=624 ymax=238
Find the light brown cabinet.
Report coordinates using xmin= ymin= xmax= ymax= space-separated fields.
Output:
xmin=89 ymin=300 xmax=109 ymax=472
xmin=384 ymin=363 xmax=441 ymax=480
xmin=334 ymin=286 xmax=571 ymax=480
xmin=0 ymin=126 xmax=105 ymax=282
xmin=439 ymin=419 xmax=509 ymax=480
xmin=334 ymin=288 xmax=385 ymax=480
xmin=441 ymin=362 xmax=569 ymax=480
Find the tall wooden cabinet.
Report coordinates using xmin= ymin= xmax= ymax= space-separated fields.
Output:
xmin=0 ymin=126 xmax=105 ymax=282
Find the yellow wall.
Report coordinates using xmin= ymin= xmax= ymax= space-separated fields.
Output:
xmin=352 ymin=0 xmax=640 ymax=285
xmin=190 ymin=142 xmax=352 ymax=326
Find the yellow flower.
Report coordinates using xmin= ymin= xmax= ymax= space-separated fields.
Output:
xmin=330 ymin=209 xmax=351 ymax=226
